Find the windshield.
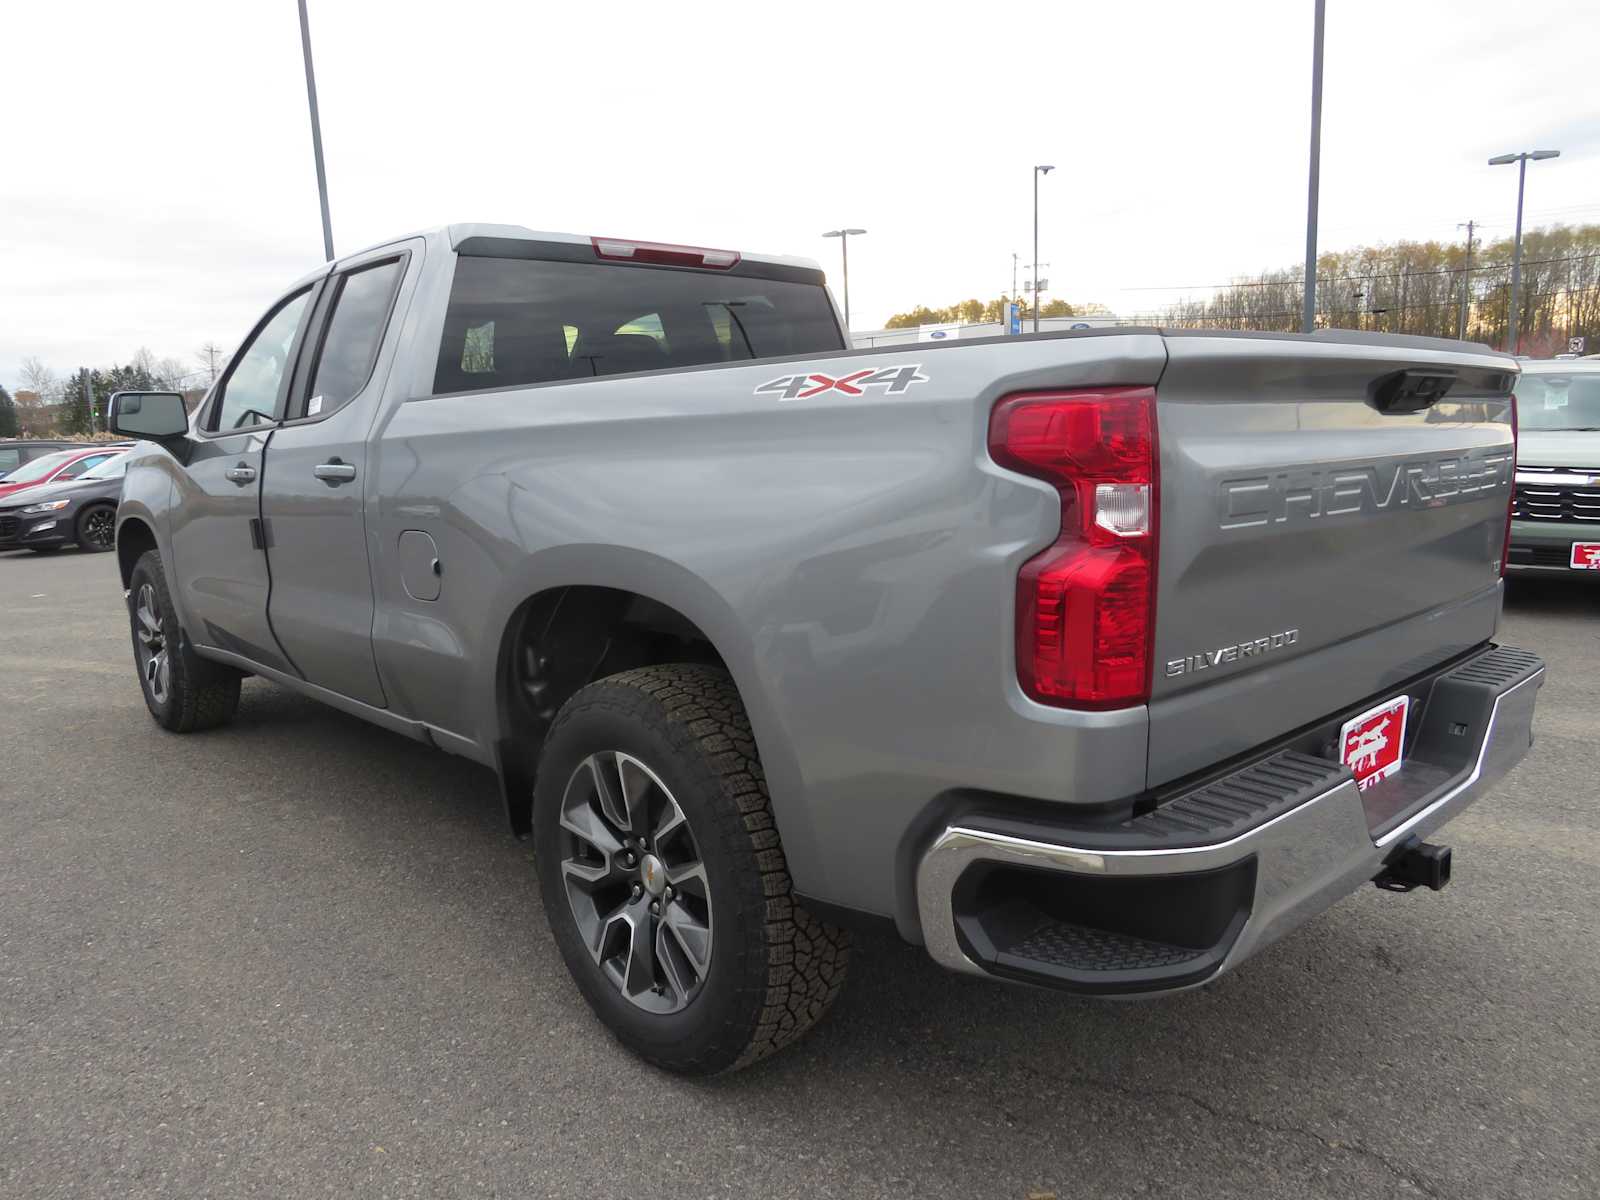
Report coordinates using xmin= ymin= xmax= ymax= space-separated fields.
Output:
xmin=0 ymin=449 xmax=79 ymax=484
xmin=1518 ymin=372 xmax=1600 ymax=431
xmin=79 ymin=453 xmax=129 ymax=480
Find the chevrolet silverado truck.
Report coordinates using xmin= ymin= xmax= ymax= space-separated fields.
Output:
xmin=108 ymin=224 xmax=1544 ymax=1075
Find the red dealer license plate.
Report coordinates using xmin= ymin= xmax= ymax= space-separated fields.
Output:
xmin=1571 ymin=542 xmax=1600 ymax=570
xmin=1340 ymin=695 xmax=1409 ymax=791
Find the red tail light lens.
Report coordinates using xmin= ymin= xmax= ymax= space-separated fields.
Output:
xmin=1502 ymin=391 xmax=1518 ymax=577
xmin=989 ymin=388 xmax=1159 ymax=709
xmin=591 ymin=237 xmax=740 ymax=270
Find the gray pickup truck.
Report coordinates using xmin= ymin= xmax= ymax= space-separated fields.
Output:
xmin=109 ymin=224 xmax=1544 ymax=1074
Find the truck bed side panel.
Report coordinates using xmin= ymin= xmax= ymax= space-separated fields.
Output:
xmin=369 ymin=334 xmax=1168 ymax=930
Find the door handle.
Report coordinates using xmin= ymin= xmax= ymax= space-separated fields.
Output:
xmin=225 ymin=464 xmax=257 ymax=485
xmin=314 ymin=460 xmax=358 ymax=485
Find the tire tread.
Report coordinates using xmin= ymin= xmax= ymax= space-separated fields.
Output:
xmin=540 ymin=663 xmax=850 ymax=1073
xmin=130 ymin=550 xmax=242 ymax=733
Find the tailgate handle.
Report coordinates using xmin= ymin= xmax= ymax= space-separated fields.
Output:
xmin=1368 ymin=369 xmax=1456 ymax=415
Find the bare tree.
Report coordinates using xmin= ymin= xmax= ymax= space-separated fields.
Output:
xmin=19 ymin=356 xmax=58 ymax=400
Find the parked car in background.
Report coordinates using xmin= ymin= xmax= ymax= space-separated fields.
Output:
xmin=1507 ymin=360 xmax=1600 ymax=575
xmin=0 ymin=450 xmax=130 ymax=553
xmin=0 ymin=439 xmax=82 ymax=481
xmin=0 ymin=445 xmax=129 ymax=502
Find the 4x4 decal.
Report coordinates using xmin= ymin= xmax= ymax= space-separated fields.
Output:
xmin=754 ymin=364 xmax=928 ymax=401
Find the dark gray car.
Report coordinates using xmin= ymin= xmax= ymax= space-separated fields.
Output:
xmin=0 ymin=451 xmax=127 ymax=553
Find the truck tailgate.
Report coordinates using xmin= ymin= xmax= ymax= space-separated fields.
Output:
xmin=1147 ymin=333 xmax=1517 ymax=787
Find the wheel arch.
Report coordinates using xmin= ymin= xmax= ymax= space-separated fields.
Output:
xmin=481 ymin=548 xmax=806 ymax=863
xmin=115 ymin=514 xmax=158 ymax=589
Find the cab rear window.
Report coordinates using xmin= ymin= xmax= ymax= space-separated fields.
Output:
xmin=433 ymin=256 xmax=844 ymax=396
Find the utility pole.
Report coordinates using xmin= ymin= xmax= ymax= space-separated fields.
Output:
xmin=1032 ymin=165 xmax=1054 ymax=332
xmin=83 ymin=370 xmax=94 ymax=435
xmin=1012 ymin=252 xmax=1020 ymax=303
xmin=198 ymin=341 xmax=225 ymax=385
xmin=1397 ymin=265 xmax=1408 ymax=335
xmin=298 ymin=0 xmax=335 ymax=262
xmin=1302 ymin=0 xmax=1326 ymax=333
xmin=1457 ymin=220 xmax=1475 ymax=341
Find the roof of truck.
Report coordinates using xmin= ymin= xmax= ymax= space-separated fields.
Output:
xmin=282 ymin=225 xmax=826 ymax=293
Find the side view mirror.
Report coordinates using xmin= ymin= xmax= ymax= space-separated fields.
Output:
xmin=109 ymin=391 xmax=190 ymax=441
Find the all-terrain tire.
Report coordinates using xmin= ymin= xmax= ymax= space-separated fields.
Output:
xmin=533 ymin=663 xmax=850 ymax=1074
xmin=127 ymin=549 xmax=243 ymax=732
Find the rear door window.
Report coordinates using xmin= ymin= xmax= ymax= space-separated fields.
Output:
xmin=303 ymin=259 xmax=404 ymax=418
xmin=433 ymin=256 xmax=844 ymax=395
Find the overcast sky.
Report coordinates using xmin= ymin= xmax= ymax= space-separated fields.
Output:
xmin=4 ymin=0 xmax=1598 ymax=392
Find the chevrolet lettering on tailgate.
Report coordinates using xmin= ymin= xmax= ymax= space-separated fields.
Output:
xmin=1219 ymin=452 xmax=1513 ymax=530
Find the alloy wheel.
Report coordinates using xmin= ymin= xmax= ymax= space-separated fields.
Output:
xmin=558 ymin=751 xmax=713 ymax=1014
xmin=81 ymin=508 xmax=115 ymax=550
xmin=134 ymin=583 xmax=170 ymax=706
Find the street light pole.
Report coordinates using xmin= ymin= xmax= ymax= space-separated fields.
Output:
xmin=297 ymin=0 xmax=335 ymax=262
xmin=1302 ymin=0 xmax=1326 ymax=333
xmin=821 ymin=229 xmax=866 ymax=331
xmin=1032 ymin=165 xmax=1054 ymax=332
xmin=1457 ymin=220 xmax=1475 ymax=341
xmin=1489 ymin=149 xmax=1560 ymax=353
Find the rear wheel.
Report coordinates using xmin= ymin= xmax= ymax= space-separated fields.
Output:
xmin=75 ymin=504 xmax=116 ymax=552
xmin=128 ymin=550 xmax=243 ymax=732
xmin=533 ymin=664 xmax=850 ymax=1074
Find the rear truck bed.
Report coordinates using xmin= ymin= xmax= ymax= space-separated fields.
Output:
xmin=909 ymin=330 xmax=1542 ymax=994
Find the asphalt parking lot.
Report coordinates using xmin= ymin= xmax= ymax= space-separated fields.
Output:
xmin=2 ymin=548 xmax=1596 ymax=1199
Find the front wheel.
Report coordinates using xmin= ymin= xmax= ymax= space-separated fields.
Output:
xmin=127 ymin=549 xmax=243 ymax=732
xmin=75 ymin=504 xmax=116 ymax=552
xmin=533 ymin=664 xmax=850 ymax=1074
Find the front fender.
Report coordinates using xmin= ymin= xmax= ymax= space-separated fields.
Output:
xmin=115 ymin=447 xmax=177 ymax=597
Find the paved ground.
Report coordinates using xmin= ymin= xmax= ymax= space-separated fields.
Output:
xmin=1 ymin=548 xmax=1596 ymax=1199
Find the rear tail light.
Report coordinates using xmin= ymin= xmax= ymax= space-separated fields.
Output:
xmin=989 ymin=387 xmax=1159 ymax=709
xmin=1502 ymin=391 xmax=1518 ymax=577
xmin=591 ymin=237 xmax=740 ymax=270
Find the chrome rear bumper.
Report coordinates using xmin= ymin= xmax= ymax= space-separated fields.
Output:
xmin=915 ymin=646 xmax=1544 ymax=991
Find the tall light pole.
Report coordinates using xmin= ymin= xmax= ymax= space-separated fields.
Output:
xmin=1032 ymin=165 xmax=1054 ymax=332
xmin=1489 ymin=149 xmax=1560 ymax=353
xmin=1302 ymin=0 xmax=1326 ymax=333
xmin=298 ymin=0 xmax=335 ymax=262
xmin=822 ymin=228 xmax=866 ymax=331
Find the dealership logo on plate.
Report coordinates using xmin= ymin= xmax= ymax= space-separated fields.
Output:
xmin=1340 ymin=695 xmax=1409 ymax=791
xmin=1570 ymin=542 xmax=1600 ymax=570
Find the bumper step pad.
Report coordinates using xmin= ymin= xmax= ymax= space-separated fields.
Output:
xmin=1004 ymin=920 xmax=1204 ymax=973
